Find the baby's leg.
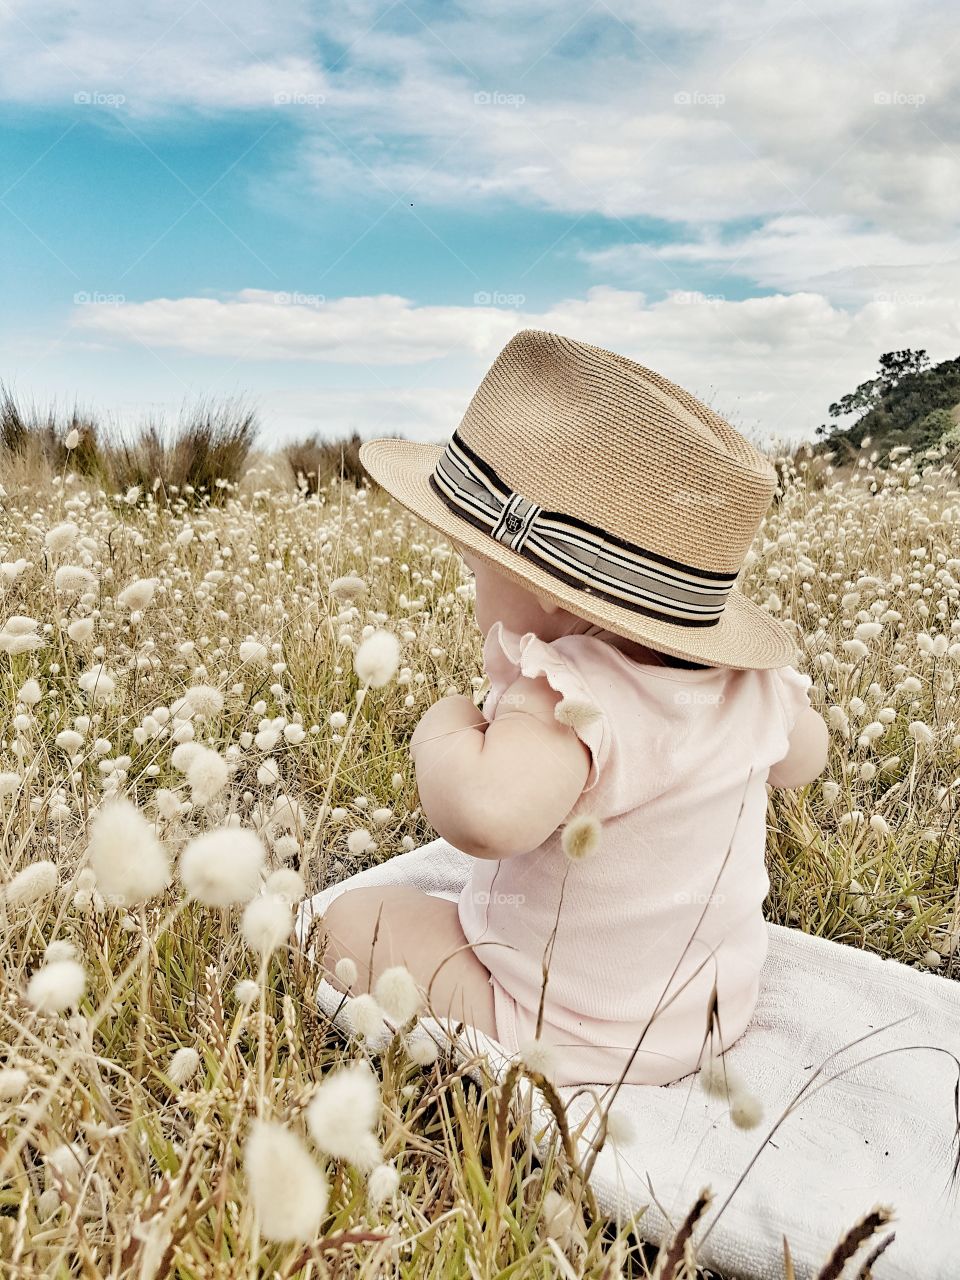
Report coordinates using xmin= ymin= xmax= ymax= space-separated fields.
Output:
xmin=319 ymin=886 xmax=498 ymax=1038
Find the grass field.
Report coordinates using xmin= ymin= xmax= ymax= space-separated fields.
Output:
xmin=1 ymin=434 xmax=958 ymax=1277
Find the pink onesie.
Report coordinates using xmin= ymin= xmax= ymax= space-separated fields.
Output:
xmin=457 ymin=619 xmax=814 ymax=1088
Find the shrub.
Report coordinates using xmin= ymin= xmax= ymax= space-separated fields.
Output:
xmin=285 ymin=431 xmax=368 ymax=494
xmin=105 ymin=397 xmax=259 ymax=504
xmin=0 ymin=384 xmax=101 ymax=475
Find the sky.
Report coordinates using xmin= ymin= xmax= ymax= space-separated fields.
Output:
xmin=2 ymin=0 xmax=959 ymax=450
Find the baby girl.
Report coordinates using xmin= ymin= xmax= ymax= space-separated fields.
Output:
xmin=318 ymin=329 xmax=830 ymax=1087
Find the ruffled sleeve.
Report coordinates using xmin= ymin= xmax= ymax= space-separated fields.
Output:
xmin=481 ymin=621 xmax=610 ymax=793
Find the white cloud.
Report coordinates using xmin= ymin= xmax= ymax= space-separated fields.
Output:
xmin=586 ymin=215 xmax=960 ymax=301
xmin=0 ymin=0 xmax=327 ymax=115
xmin=68 ymin=284 xmax=960 ymax=442
xmin=5 ymin=1 xmax=958 ymax=234
xmin=72 ymin=290 xmax=517 ymax=363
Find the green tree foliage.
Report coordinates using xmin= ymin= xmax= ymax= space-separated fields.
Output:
xmin=815 ymin=349 xmax=960 ymax=463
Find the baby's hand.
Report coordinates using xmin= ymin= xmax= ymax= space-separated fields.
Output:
xmin=410 ymin=675 xmax=592 ymax=860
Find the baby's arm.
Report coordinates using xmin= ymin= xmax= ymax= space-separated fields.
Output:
xmin=767 ymin=707 xmax=830 ymax=788
xmin=410 ymin=674 xmax=591 ymax=860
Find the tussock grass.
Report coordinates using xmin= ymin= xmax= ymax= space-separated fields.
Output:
xmin=0 ymin=387 xmax=258 ymax=505
xmin=284 ymin=430 xmax=400 ymax=494
xmin=106 ymin=397 xmax=259 ymax=506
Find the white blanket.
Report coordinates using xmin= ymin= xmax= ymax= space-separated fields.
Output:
xmin=296 ymin=838 xmax=960 ymax=1279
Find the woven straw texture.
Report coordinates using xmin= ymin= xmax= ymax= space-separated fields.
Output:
xmin=359 ymin=330 xmax=801 ymax=671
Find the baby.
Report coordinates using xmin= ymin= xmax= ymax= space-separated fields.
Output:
xmin=318 ymin=328 xmax=830 ymax=1087
xmin=320 ymin=553 xmax=829 ymax=1087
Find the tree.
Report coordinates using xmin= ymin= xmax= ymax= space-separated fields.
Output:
xmin=877 ymin=349 xmax=929 ymax=386
xmin=815 ymin=349 xmax=960 ymax=467
xmin=827 ymin=350 xmax=929 ymax=423
xmin=828 ymin=377 xmax=882 ymax=423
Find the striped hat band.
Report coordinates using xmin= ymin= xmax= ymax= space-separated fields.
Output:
xmin=428 ymin=430 xmax=738 ymax=628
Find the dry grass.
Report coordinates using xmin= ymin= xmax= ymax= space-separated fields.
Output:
xmin=284 ymin=431 xmax=394 ymax=494
xmin=0 ymin=388 xmax=258 ymax=505
xmin=107 ymin=398 xmax=259 ymax=505
xmin=0 ymin=433 xmax=958 ymax=1276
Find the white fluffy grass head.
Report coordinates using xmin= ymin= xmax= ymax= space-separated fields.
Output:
xmin=55 ymin=729 xmax=84 ymax=753
xmin=44 ymin=522 xmax=79 ymax=554
xmin=306 ymin=1060 xmax=382 ymax=1170
xmin=171 ymin=741 xmax=202 ymax=772
xmin=241 ymin=894 xmax=292 ymax=958
xmin=238 ymin=640 xmax=270 ymax=667
xmin=541 ymin=1189 xmax=578 ymax=1245
xmin=730 ymin=1089 xmax=764 ymax=1130
xmin=699 ymin=1053 xmax=746 ymax=1100
xmin=367 ymin=1162 xmax=400 ymax=1207
xmin=4 ymin=860 xmax=59 ymax=907
xmin=346 ymin=828 xmax=374 ymax=857
xmin=179 ymin=827 xmax=266 ymax=907
xmin=67 ymin=617 xmax=94 ymax=643
xmin=44 ymin=939 xmax=77 ymax=964
xmin=353 ymin=630 xmax=400 ymax=688
xmin=343 ymin=993 xmax=387 ymax=1041
xmin=404 ymin=1034 xmax=439 ymax=1067
xmin=0 ymin=1067 xmax=29 ymax=1100
xmin=333 ymin=956 xmax=358 ymax=988
xmin=234 ymin=979 xmax=259 ymax=1006
xmin=87 ymin=797 xmax=171 ymax=906
xmin=17 ymin=677 xmax=42 ymax=707
xmin=268 ymin=793 xmax=306 ymax=834
xmin=264 ymin=867 xmax=305 ymax=904
xmin=46 ymin=1140 xmax=89 ymax=1188
xmin=183 ymin=684 xmax=225 ymax=718
xmin=257 ymin=758 xmax=281 ymax=787
xmin=185 ymin=746 xmax=230 ymax=805
xmin=518 ymin=1038 xmax=557 ymax=1081
xmin=603 ymin=1108 xmax=635 ymax=1149
xmin=244 ymin=1120 xmax=329 ymax=1242
xmin=554 ymin=697 xmax=603 ymax=731
xmin=560 ymin=813 xmax=601 ymax=862
xmin=27 ymin=959 xmax=86 ymax=1014
xmin=373 ymin=965 xmax=423 ymax=1025
xmin=55 ymin=565 xmax=96 ymax=596
xmin=78 ymin=664 xmax=116 ymax=701
xmin=117 ymin=577 xmax=158 ymax=610
xmin=167 ymin=1046 xmax=201 ymax=1087
xmin=330 ymin=574 xmax=367 ymax=600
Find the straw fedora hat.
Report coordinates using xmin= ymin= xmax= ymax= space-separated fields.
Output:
xmin=359 ymin=329 xmax=800 ymax=671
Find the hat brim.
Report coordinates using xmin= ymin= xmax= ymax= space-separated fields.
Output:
xmin=359 ymin=438 xmax=801 ymax=671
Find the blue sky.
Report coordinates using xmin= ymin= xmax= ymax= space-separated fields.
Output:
xmin=2 ymin=0 xmax=959 ymax=448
